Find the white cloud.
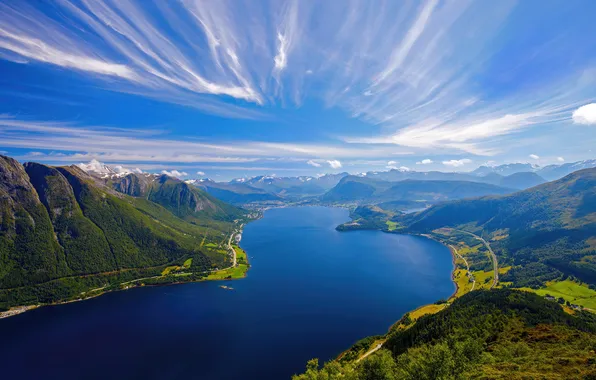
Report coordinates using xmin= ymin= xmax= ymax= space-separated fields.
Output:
xmin=387 ymin=160 xmax=398 ymax=166
xmin=529 ymin=154 xmax=540 ymax=160
xmin=161 ymin=169 xmax=188 ymax=178
xmin=1 ymin=1 xmax=594 ymax=159
xmin=77 ymin=159 xmax=141 ymax=175
xmin=77 ymin=159 xmax=109 ymax=174
xmin=306 ymin=159 xmax=322 ymax=167
xmin=557 ymin=157 xmax=565 ymax=162
xmin=416 ymin=159 xmax=433 ymax=165
xmin=442 ymin=159 xmax=472 ymax=167
xmin=197 ymin=171 xmax=205 ymax=176
xmin=327 ymin=159 xmax=342 ymax=169
xmin=572 ymin=103 xmax=596 ymax=125
xmin=399 ymin=166 xmax=411 ymax=171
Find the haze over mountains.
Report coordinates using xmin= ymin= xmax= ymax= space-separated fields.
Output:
xmin=152 ymin=159 xmax=596 ymax=207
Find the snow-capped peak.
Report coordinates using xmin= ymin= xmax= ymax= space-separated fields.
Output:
xmin=77 ymin=159 xmax=142 ymax=178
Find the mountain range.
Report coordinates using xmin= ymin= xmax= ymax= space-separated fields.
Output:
xmin=320 ymin=175 xmax=516 ymax=207
xmin=179 ymin=159 xmax=595 ymax=206
xmin=0 ymin=154 xmax=248 ymax=309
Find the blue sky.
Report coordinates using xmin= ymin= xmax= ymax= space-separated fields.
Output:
xmin=1 ymin=0 xmax=595 ymax=180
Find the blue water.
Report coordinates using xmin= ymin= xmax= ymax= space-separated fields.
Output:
xmin=0 ymin=206 xmax=454 ymax=379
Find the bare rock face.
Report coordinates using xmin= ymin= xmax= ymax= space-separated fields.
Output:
xmin=111 ymin=173 xmax=151 ymax=197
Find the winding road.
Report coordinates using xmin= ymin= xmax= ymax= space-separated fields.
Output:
xmin=450 ymin=244 xmax=475 ymax=291
xmin=452 ymin=229 xmax=499 ymax=289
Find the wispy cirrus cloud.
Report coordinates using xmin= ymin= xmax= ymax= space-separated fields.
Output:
xmin=0 ymin=116 xmax=413 ymax=166
xmin=0 ymin=0 xmax=595 ymax=161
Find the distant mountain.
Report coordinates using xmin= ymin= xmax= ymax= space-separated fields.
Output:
xmin=471 ymin=163 xmax=539 ymax=177
xmin=498 ymin=172 xmax=546 ymax=189
xmin=0 ymin=154 xmax=248 ymax=309
xmin=400 ymin=168 xmax=596 ymax=287
xmin=321 ymin=175 xmax=515 ymax=206
xmin=191 ymin=179 xmax=282 ymax=204
xmin=235 ymin=172 xmax=348 ymax=197
xmin=471 ymin=160 xmax=596 ymax=181
xmin=361 ymin=168 xmax=481 ymax=183
xmin=537 ymin=159 xmax=596 ymax=181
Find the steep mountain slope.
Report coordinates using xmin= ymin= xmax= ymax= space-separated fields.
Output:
xmin=0 ymin=155 xmax=247 ymax=308
xmin=321 ymin=175 xmax=515 ymax=206
xmin=108 ymin=173 xmax=246 ymax=224
xmin=400 ymin=168 xmax=596 ymax=286
xmin=294 ymin=289 xmax=596 ymax=379
xmin=24 ymin=163 xmax=115 ymax=274
xmin=538 ymin=159 xmax=596 ymax=181
xmin=0 ymin=156 xmax=67 ymax=288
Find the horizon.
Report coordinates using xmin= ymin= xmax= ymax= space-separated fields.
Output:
xmin=1 ymin=0 xmax=595 ymax=180
xmin=1 ymin=153 xmax=590 ymax=182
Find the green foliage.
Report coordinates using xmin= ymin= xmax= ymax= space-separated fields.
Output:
xmin=401 ymin=168 xmax=596 ymax=287
xmin=294 ymin=290 xmax=596 ymax=379
xmin=0 ymin=156 xmax=244 ymax=308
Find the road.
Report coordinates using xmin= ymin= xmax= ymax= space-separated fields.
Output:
xmin=452 ymin=229 xmax=499 ymax=289
xmin=227 ymin=230 xmax=237 ymax=267
xmin=357 ymin=343 xmax=383 ymax=363
xmin=450 ymin=244 xmax=475 ymax=291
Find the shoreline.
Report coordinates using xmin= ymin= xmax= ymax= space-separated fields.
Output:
xmin=335 ymin=230 xmax=462 ymax=362
xmin=1 ymin=228 xmax=250 ymax=320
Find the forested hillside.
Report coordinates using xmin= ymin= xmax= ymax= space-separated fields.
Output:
xmin=0 ymin=155 xmax=248 ymax=309
xmin=294 ymin=289 xmax=596 ymax=379
xmin=399 ymin=168 xmax=596 ymax=287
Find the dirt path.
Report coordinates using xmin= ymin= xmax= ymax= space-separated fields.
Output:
xmin=357 ymin=343 xmax=384 ymax=363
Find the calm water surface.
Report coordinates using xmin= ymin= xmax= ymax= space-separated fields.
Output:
xmin=0 ymin=206 xmax=454 ymax=379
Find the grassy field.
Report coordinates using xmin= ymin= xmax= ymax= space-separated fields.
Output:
xmin=472 ymin=270 xmax=494 ymax=290
xmin=410 ymin=303 xmax=447 ymax=320
xmin=205 ymin=245 xmax=249 ymax=280
xmin=452 ymin=268 xmax=474 ymax=299
xmin=530 ymin=280 xmax=596 ymax=310
xmin=385 ymin=220 xmax=397 ymax=231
